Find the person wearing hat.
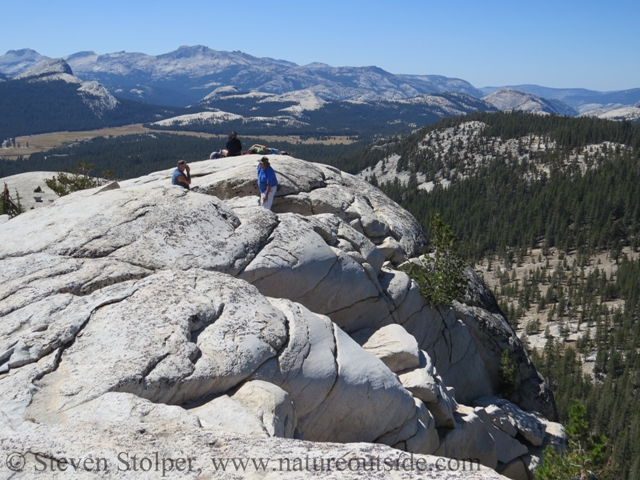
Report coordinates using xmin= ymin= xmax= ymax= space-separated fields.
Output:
xmin=172 ymin=160 xmax=191 ymax=189
xmin=257 ymin=157 xmax=278 ymax=209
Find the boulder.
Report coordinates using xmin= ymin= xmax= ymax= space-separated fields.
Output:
xmin=482 ymin=404 xmax=518 ymax=437
xmin=352 ymin=324 xmax=420 ymax=373
xmin=191 ymin=394 xmax=271 ymax=437
xmin=238 ymin=213 xmax=393 ymax=333
xmin=191 ymin=381 xmax=298 ymax=439
xmin=403 ymin=399 xmax=440 ymax=455
xmin=398 ymin=362 xmax=439 ymax=404
xmin=377 ymin=236 xmax=407 ymax=263
xmin=249 ymin=298 xmax=417 ymax=444
xmin=474 ymin=397 xmax=547 ymax=447
xmin=16 ymin=270 xmax=288 ymax=419
xmin=475 ymin=407 xmax=528 ymax=464
xmin=522 ymin=416 xmax=567 ymax=479
xmin=498 ymin=458 xmax=529 ymax=480
xmin=435 ymin=405 xmax=498 ymax=469
xmin=230 ymin=380 xmax=298 ymax=439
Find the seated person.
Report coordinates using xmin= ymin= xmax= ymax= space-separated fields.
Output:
xmin=172 ymin=160 xmax=191 ymax=189
xmin=226 ymin=132 xmax=242 ymax=157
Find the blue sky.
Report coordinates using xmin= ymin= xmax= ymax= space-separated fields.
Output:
xmin=3 ymin=0 xmax=639 ymax=91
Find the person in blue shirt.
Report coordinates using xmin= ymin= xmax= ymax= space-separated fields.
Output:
xmin=257 ymin=157 xmax=278 ymax=209
xmin=172 ymin=160 xmax=191 ymax=189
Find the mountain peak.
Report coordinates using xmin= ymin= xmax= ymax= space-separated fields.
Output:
xmin=0 ymin=48 xmax=50 ymax=76
xmin=169 ymin=45 xmax=216 ymax=58
xmin=4 ymin=48 xmax=41 ymax=57
xmin=16 ymin=58 xmax=74 ymax=80
xmin=176 ymin=44 xmax=210 ymax=53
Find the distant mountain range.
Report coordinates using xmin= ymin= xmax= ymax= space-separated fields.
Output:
xmin=0 ymin=54 xmax=502 ymax=140
xmin=2 ymin=46 xmax=637 ymax=116
xmin=480 ymin=84 xmax=640 ymax=114
xmin=481 ymin=88 xmax=640 ymax=122
xmin=0 ymin=47 xmax=483 ymax=107
xmin=1 ymin=46 xmax=640 ymax=142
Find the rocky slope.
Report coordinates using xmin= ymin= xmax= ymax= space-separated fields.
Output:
xmin=581 ymin=105 xmax=640 ymax=122
xmin=0 ymin=156 xmax=563 ymax=479
xmin=358 ymin=120 xmax=630 ymax=192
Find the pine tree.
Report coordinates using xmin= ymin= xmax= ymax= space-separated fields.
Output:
xmin=402 ymin=214 xmax=466 ymax=306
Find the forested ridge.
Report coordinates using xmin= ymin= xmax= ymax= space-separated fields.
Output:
xmin=364 ymin=112 xmax=640 ymax=479
xmin=375 ymin=112 xmax=640 ymax=261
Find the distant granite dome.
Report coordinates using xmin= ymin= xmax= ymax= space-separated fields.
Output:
xmin=0 ymin=48 xmax=49 ymax=76
xmin=4 ymin=48 xmax=40 ymax=56
xmin=10 ymin=57 xmax=118 ymax=114
xmin=16 ymin=58 xmax=74 ymax=80
xmin=204 ymin=85 xmax=240 ymax=98
xmin=482 ymin=88 xmax=576 ymax=116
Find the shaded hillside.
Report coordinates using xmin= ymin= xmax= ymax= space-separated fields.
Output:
xmin=0 ymin=78 xmax=191 ymax=141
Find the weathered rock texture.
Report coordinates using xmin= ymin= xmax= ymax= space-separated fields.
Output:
xmin=0 ymin=156 xmax=561 ymax=479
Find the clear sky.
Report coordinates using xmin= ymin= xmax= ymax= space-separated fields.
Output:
xmin=3 ymin=0 xmax=639 ymax=91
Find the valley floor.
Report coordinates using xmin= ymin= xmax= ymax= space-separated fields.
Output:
xmin=0 ymin=125 xmax=355 ymax=160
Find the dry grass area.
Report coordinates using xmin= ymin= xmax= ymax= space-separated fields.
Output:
xmin=0 ymin=125 xmax=356 ymax=160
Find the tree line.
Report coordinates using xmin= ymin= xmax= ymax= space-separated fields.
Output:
xmin=0 ymin=133 xmax=363 ymax=179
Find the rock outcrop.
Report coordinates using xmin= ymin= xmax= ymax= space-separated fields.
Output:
xmin=0 ymin=156 xmax=562 ymax=479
